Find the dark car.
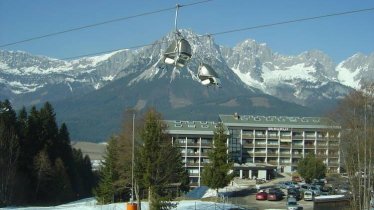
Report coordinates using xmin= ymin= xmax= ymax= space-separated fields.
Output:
xmin=287 ymin=188 xmax=302 ymax=200
xmin=269 ymin=188 xmax=285 ymax=196
xmin=256 ymin=191 xmax=268 ymax=200
xmin=268 ymin=192 xmax=283 ymax=201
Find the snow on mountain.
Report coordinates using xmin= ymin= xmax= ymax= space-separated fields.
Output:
xmin=336 ymin=53 xmax=374 ymax=89
xmin=0 ymin=30 xmax=371 ymax=109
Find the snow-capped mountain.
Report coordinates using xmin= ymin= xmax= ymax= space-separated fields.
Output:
xmin=336 ymin=53 xmax=374 ymax=89
xmin=221 ymin=39 xmax=367 ymax=106
xmin=1 ymin=30 xmax=372 ymax=141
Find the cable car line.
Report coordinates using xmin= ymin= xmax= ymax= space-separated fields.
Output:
xmin=0 ymin=0 xmax=214 ymax=48
xmin=60 ymin=6 xmax=374 ymax=60
xmin=209 ymin=7 xmax=374 ymax=37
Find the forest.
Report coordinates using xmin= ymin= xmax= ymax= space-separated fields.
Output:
xmin=0 ymin=100 xmax=96 ymax=206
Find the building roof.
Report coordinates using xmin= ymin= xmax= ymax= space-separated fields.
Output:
xmin=219 ymin=114 xmax=341 ymax=129
xmin=164 ymin=120 xmax=217 ymax=135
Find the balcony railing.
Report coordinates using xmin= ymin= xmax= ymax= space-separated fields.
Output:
xmin=254 ymin=152 xmax=267 ymax=156
xmin=267 ymin=144 xmax=279 ymax=148
xmin=304 ymin=144 xmax=315 ymax=148
xmin=255 ymin=143 xmax=267 ymax=147
xmin=279 ymin=144 xmax=291 ymax=148
xmin=292 ymin=154 xmax=303 ymax=158
xmin=200 ymin=142 xmax=212 ymax=147
xmin=292 ymin=144 xmax=303 ymax=148
xmin=242 ymin=134 xmax=254 ymax=139
xmin=186 ymin=162 xmax=200 ymax=167
xmin=186 ymin=152 xmax=200 ymax=157
xmin=186 ymin=142 xmax=200 ymax=147
xmin=305 ymin=135 xmax=315 ymax=139
xmin=242 ymin=142 xmax=254 ymax=148
xmin=268 ymin=161 xmax=278 ymax=165
xmin=292 ymin=135 xmax=303 ymax=139
xmin=255 ymin=134 xmax=266 ymax=138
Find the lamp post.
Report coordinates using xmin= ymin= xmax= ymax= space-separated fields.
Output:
xmin=131 ymin=113 xmax=135 ymax=202
xmin=127 ymin=113 xmax=137 ymax=210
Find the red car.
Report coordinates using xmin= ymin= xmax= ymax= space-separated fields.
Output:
xmin=256 ymin=191 xmax=268 ymax=200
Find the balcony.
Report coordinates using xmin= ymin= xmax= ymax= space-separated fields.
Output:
xmin=255 ymin=143 xmax=267 ymax=147
xmin=279 ymin=153 xmax=291 ymax=157
xmin=267 ymin=144 xmax=279 ymax=148
xmin=292 ymin=135 xmax=303 ymax=140
xmin=316 ymin=143 xmax=328 ymax=148
xmin=267 ymin=152 xmax=279 ymax=157
xmin=255 ymin=134 xmax=267 ymax=139
xmin=186 ymin=142 xmax=200 ymax=147
xmin=316 ymin=153 xmax=328 ymax=158
xmin=292 ymin=153 xmax=303 ymax=158
xmin=292 ymin=144 xmax=303 ymax=148
xmin=268 ymin=134 xmax=279 ymax=139
xmin=328 ymin=162 xmax=339 ymax=167
xmin=279 ymin=143 xmax=291 ymax=148
xmin=304 ymin=144 xmax=315 ymax=149
xmin=304 ymin=134 xmax=315 ymax=140
xmin=242 ymin=142 xmax=254 ymax=148
xmin=174 ymin=142 xmax=186 ymax=147
xmin=186 ymin=152 xmax=200 ymax=157
xmin=268 ymin=160 xmax=278 ymax=165
xmin=242 ymin=133 xmax=254 ymax=139
xmin=200 ymin=142 xmax=212 ymax=147
xmin=254 ymin=152 xmax=267 ymax=157
xmin=186 ymin=162 xmax=200 ymax=167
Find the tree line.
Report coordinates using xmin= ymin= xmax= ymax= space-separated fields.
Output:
xmin=0 ymin=100 xmax=96 ymax=206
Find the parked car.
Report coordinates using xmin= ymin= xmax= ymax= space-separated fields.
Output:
xmin=303 ymin=190 xmax=314 ymax=201
xmin=256 ymin=191 xmax=268 ymax=200
xmin=287 ymin=188 xmax=301 ymax=200
xmin=278 ymin=181 xmax=296 ymax=189
xmin=309 ymin=185 xmax=321 ymax=196
xmin=286 ymin=197 xmax=303 ymax=210
xmin=267 ymin=189 xmax=283 ymax=201
xmin=269 ymin=188 xmax=285 ymax=197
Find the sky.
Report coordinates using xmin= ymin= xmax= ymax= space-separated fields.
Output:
xmin=0 ymin=0 xmax=373 ymax=63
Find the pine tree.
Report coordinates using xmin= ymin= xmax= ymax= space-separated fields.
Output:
xmin=201 ymin=122 xmax=233 ymax=198
xmin=136 ymin=108 xmax=186 ymax=210
xmin=39 ymin=102 xmax=59 ymax=162
xmin=53 ymin=158 xmax=73 ymax=203
xmin=94 ymin=136 xmax=120 ymax=204
xmin=33 ymin=148 xmax=53 ymax=202
xmin=0 ymin=101 xmax=20 ymax=206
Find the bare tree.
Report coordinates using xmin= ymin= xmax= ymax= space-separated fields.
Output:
xmin=333 ymin=83 xmax=374 ymax=210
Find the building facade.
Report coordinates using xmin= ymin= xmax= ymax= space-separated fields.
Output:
xmin=165 ymin=113 xmax=341 ymax=187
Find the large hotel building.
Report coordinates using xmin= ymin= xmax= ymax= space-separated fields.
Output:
xmin=165 ymin=113 xmax=341 ymax=188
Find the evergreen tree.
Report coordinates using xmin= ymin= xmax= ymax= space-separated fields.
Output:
xmin=94 ymin=136 xmax=120 ymax=204
xmin=136 ymin=108 xmax=186 ymax=210
xmin=297 ymin=153 xmax=326 ymax=183
xmin=201 ymin=122 xmax=233 ymax=197
xmin=39 ymin=102 xmax=59 ymax=162
xmin=53 ymin=158 xmax=73 ymax=203
xmin=33 ymin=148 xmax=53 ymax=202
xmin=0 ymin=101 xmax=19 ymax=206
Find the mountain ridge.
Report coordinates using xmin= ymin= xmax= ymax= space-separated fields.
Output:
xmin=1 ymin=30 xmax=373 ymax=141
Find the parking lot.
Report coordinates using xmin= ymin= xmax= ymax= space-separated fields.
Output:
xmin=228 ymin=187 xmax=313 ymax=210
